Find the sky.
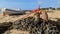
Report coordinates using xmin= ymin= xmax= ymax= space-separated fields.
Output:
xmin=0 ymin=0 xmax=60 ymax=10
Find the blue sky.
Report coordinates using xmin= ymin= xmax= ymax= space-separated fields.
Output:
xmin=0 ymin=0 xmax=60 ymax=10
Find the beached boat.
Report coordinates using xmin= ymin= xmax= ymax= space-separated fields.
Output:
xmin=5 ymin=9 xmax=25 ymax=15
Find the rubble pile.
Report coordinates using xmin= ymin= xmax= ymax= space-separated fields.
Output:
xmin=13 ymin=17 xmax=43 ymax=34
xmin=0 ymin=16 xmax=60 ymax=34
xmin=13 ymin=16 xmax=60 ymax=34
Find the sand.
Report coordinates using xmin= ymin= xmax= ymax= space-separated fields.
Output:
xmin=0 ymin=10 xmax=60 ymax=34
xmin=4 ymin=29 xmax=29 ymax=34
xmin=48 ymin=10 xmax=60 ymax=21
xmin=0 ymin=10 xmax=60 ymax=23
xmin=0 ymin=12 xmax=35 ymax=23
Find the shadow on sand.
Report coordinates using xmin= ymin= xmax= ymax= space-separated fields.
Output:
xmin=0 ymin=22 xmax=13 ymax=34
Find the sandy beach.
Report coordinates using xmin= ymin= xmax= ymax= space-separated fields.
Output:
xmin=0 ymin=10 xmax=60 ymax=34
xmin=0 ymin=10 xmax=60 ymax=23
